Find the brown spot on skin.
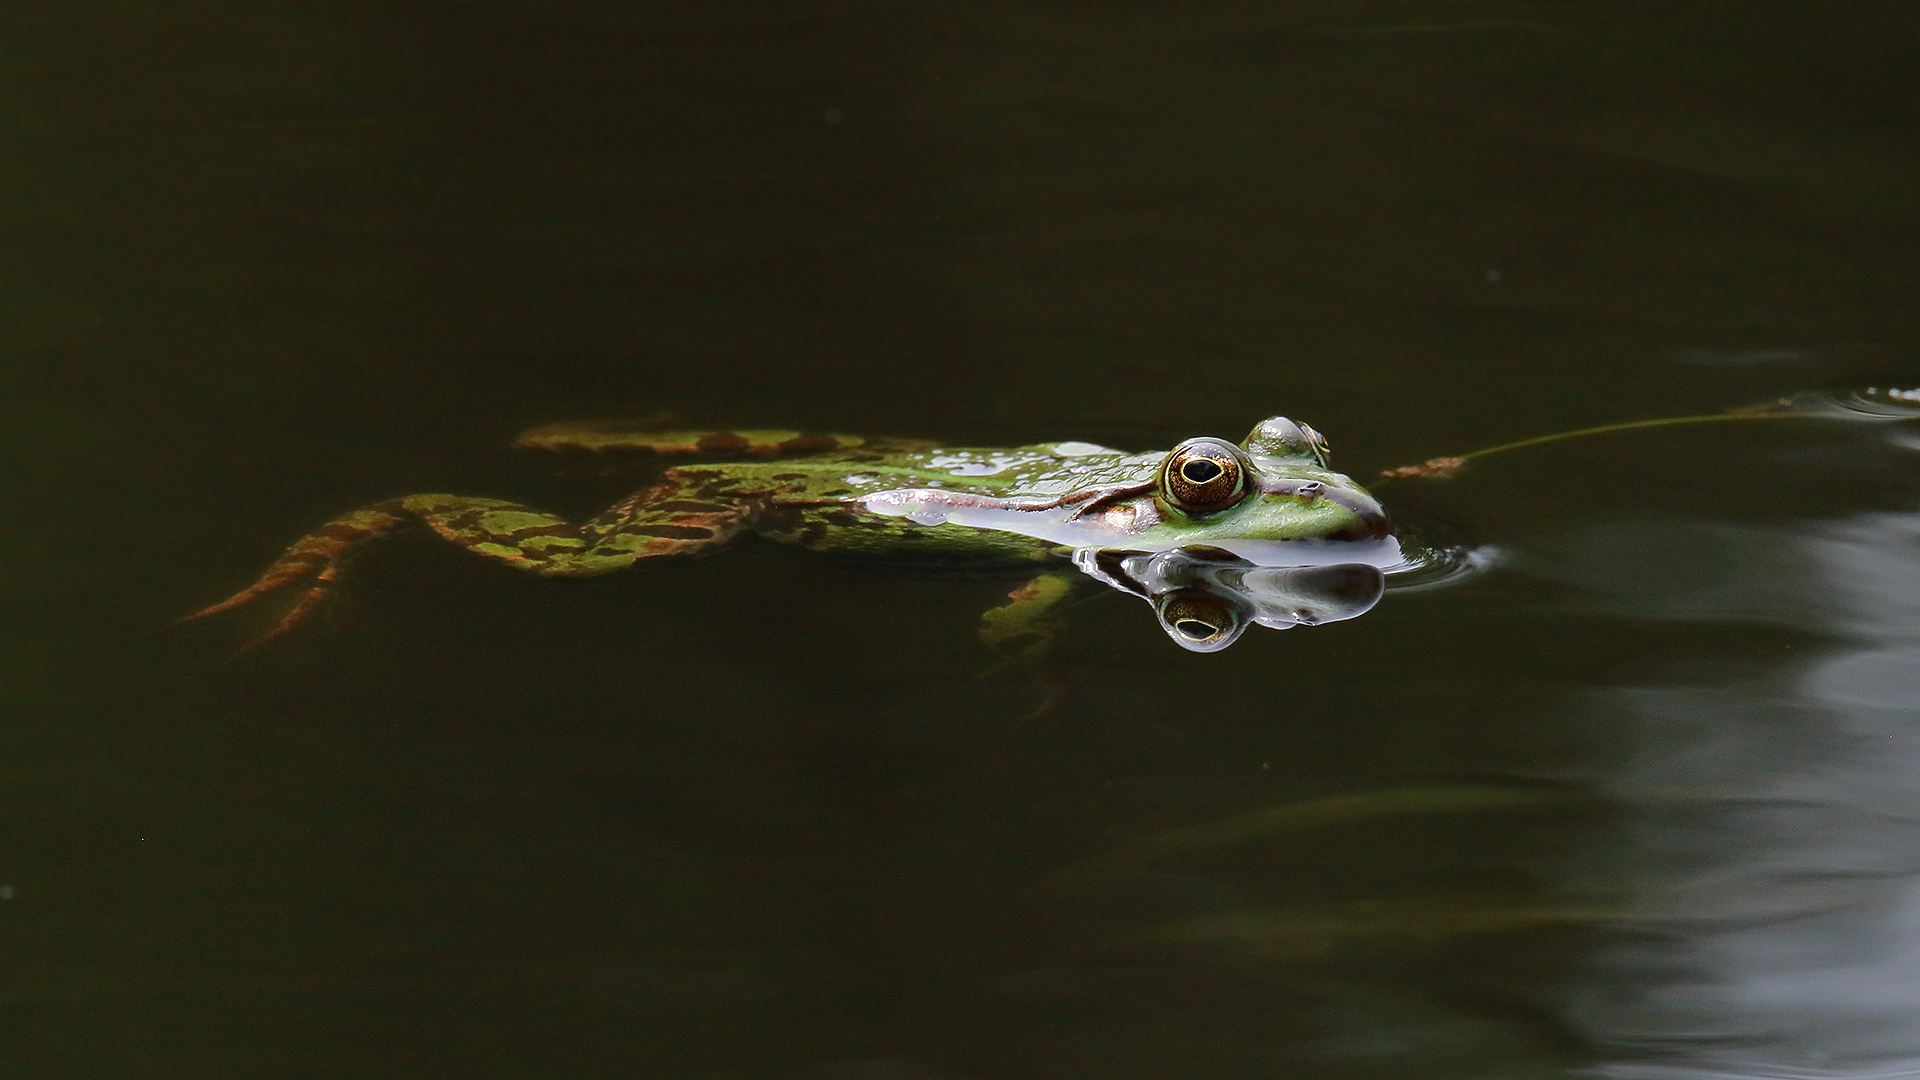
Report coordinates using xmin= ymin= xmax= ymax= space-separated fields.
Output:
xmin=819 ymin=510 xmax=863 ymax=527
xmin=630 ymin=524 xmax=716 ymax=540
xmin=758 ymin=505 xmax=802 ymax=529
xmin=771 ymin=473 xmax=807 ymax=481
xmin=691 ymin=482 xmax=749 ymax=500
xmin=649 ymin=500 xmax=735 ymax=513
xmin=695 ymin=432 xmax=752 ymax=452
xmin=776 ymin=433 xmax=841 ymax=453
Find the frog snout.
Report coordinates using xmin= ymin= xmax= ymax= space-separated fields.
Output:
xmin=1260 ymin=478 xmax=1392 ymax=540
xmin=1318 ymin=485 xmax=1393 ymax=540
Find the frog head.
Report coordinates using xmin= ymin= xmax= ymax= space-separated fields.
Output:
xmin=1115 ymin=416 xmax=1393 ymax=560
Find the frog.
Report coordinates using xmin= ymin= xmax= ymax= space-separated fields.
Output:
xmin=185 ymin=415 xmax=1400 ymax=653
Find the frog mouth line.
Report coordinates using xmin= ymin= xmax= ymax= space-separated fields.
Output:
xmin=857 ymin=478 xmax=1385 ymax=526
xmin=857 ymin=475 xmax=1393 ymax=559
xmin=857 ymin=482 xmax=1152 ymax=521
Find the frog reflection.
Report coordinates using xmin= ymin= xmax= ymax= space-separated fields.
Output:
xmin=1074 ymin=548 xmax=1386 ymax=652
xmin=186 ymin=415 xmax=1402 ymax=652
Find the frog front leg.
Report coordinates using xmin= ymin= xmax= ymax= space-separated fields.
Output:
xmin=978 ymin=572 xmax=1076 ymax=664
xmin=976 ymin=572 xmax=1077 ymax=721
xmin=185 ymin=482 xmax=750 ymax=647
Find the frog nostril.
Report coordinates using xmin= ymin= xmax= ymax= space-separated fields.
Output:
xmin=1297 ymin=481 xmax=1323 ymax=496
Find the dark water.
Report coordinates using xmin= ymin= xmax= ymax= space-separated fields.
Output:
xmin=7 ymin=3 xmax=1920 ymax=1077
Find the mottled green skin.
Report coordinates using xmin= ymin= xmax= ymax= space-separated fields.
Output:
xmin=187 ymin=417 xmax=1393 ymax=646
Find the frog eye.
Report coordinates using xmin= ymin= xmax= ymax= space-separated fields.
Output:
xmin=1153 ymin=589 xmax=1248 ymax=652
xmin=1159 ymin=438 xmax=1248 ymax=515
xmin=1299 ymin=423 xmax=1331 ymax=467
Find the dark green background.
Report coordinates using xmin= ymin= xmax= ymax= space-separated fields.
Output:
xmin=6 ymin=3 xmax=1919 ymax=1077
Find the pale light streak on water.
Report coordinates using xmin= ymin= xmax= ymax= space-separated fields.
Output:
xmin=1554 ymin=514 xmax=1920 ymax=1078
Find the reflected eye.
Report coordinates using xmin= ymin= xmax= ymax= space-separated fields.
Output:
xmin=1160 ymin=439 xmax=1248 ymax=515
xmin=1153 ymin=589 xmax=1247 ymax=652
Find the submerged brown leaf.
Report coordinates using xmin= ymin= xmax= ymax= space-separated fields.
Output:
xmin=1379 ymin=456 xmax=1467 ymax=480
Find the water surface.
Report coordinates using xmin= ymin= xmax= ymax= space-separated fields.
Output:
xmin=5 ymin=2 xmax=1920 ymax=1077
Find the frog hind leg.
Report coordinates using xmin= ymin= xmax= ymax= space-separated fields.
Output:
xmin=514 ymin=422 xmax=939 ymax=457
xmin=184 ymin=485 xmax=749 ymax=648
xmin=514 ymin=423 xmax=868 ymax=456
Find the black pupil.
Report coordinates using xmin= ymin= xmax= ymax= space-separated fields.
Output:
xmin=1174 ymin=619 xmax=1219 ymax=639
xmin=1181 ymin=458 xmax=1224 ymax=484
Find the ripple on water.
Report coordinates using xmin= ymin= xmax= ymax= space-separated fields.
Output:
xmin=1380 ymin=502 xmax=1490 ymax=591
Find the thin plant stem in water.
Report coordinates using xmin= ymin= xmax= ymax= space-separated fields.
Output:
xmin=1377 ymin=396 xmax=1891 ymax=480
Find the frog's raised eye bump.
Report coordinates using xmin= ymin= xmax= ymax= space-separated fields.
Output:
xmin=1160 ymin=438 xmax=1248 ymax=515
xmin=1242 ymin=416 xmax=1330 ymax=467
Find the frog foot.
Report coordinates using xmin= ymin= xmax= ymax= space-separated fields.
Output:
xmin=181 ymin=503 xmax=413 ymax=650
